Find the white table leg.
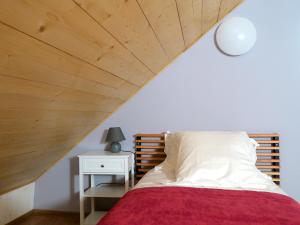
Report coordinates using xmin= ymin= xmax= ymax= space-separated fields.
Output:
xmin=131 ymin=167 xmax=134 ymax=188
xmin=90 ymin=175 xmax=95 ymax=214
xmin=124 ymin=158 xmax=129 ymax=192
xmin=131 ymin=155 xmax=135 ymax=188
xmin=125 ymin=172 xmax=129 ymax=192
xmin=79 ymin=174 xmax=84 ymax=225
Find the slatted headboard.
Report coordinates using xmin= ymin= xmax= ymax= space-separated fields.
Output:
xmin=135 ymin=133 xmax=280 ymax=185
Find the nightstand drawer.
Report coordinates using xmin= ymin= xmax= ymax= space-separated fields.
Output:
xmin=82 ymin=158 xmax=124 ymax=173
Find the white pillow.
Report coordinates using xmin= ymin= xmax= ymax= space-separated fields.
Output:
xmin=175 ymin=131 xmax=272 ymax=188
xmin=158 ymin=132 xmax=179 ymax=171
xmin=160 ymin=133 xmax=258 ymax=171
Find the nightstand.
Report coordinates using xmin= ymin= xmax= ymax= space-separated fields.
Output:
xmin=78 ymin=151 xmax=134 ymax=225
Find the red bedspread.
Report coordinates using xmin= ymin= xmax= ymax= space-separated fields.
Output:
xmin=98 ymin=187 xmax=300 ymax=225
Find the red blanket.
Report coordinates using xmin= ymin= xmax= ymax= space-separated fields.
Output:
xmin=98 ymin=187 xmax=300 ymax=225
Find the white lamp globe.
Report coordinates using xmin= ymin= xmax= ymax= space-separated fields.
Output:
xmin=216 ymin=17 xmax=257 ymax=56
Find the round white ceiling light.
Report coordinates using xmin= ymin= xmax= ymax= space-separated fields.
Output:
xmin=216 ymin=17 xmax=257 ymax=56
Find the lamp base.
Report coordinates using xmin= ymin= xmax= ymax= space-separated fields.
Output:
xmin=110 ymin=142 xmax=121 ymax=153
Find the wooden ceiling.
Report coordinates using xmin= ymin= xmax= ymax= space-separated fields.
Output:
xmin=0 ymin=0 xmax=242 ymax=194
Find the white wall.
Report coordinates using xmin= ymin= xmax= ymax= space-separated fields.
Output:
xmin=34 ymin=0 xmax=300 ymax=211
xmin=0 ymin=183 xmax=35 ymax=225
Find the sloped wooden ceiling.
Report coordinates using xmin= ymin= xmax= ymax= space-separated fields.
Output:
xmin=0 ymin=0 xmax=242 ymax=194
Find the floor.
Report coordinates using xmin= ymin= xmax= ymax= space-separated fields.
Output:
xmin=9 ymin=212 xmax=80 ymax=225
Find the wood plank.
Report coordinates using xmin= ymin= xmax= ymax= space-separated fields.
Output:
xmin=0 ymin=110 xmax=107 ymax=132
xmin=0 ymin=0 xmax=153 ymax=86
xmin=137 ymin=161 xmax=281 ymax=169
xmin=256 ymin=159 xmax=280 ymax=163
xmin=135 ymin=133 xmax=164 ymax=137
xmin=256 ymin=146 xmax=280 ymax=150
xmin=135 ymin=152 xmax=166 ymax=155
xmin=0 ymin=139 xmax=82 ymax=178
xmin=0 ymin=115 xmax=101 ymax=136
xmin=135 ymin=139 xmax=165 ymax=143
xmin=0 ymin=107 xmax=106 ymax=186
xmin=0 ymin=126 xmax=101 ymax=158
xmin=137 ymin=0 xmax=185 ymax=58
xmin=137 ymin=168 xmax=151 ymax=172
xmin=202 ymin=0 xmax=222 ymax=33
xmin=0 ymin=75 xmax=119 ymax=118
xmin=264 ymin=172 xmax=280 ymax=176
xmin=249 ymin=133 xmax=279 ymax=138
xmin=72 ymin=78 xmax=138 ymax=101
xmin=74 ymin=0 xmax=168 ymax=73
xmin=257 ymin=153 xmax=280 ymax=156
xmin=135 ymin=139 xmax=280 ymax=146
xmin=218 ymin=0 xmax=243 ymax=21
xmin=0 ymin=23 xmax=138 ymax=100
xmin=256 ymin=165 xmax=280 ymax=169
xmin=0 ymin=74 xmax=64 ymax=99
xmin=0 ymin=110 xmax=59 ymax=134
xmin=0 ymin=124 xmax=95 ymax=184
xmin=1 ymin=125 xmax=97 ymax=195
xmin=50 ymin=89 xmax=123 ymax=112
xmin=0 ymin=108 xmax=108 ymax=128
xmin=0 ymin=170 xmax=42 ymax=196
xmin=256 ymin=140 xmax=280 ymax=144
xmin=0 ymin=93 xmax=120 ymax=113
xmin=136 ymin=157 xmax=165 ymax=161
xmin=0 ymin=146 xmax=73 ymax=178
xmin=136 ymin=162 xmax=160 ymax=167
xmin=0 ymin=149 xmax=60 ymax=178
xmin=0 ymin=120 xmax=100 ymax=137
xmin=0 ymin=151 xmax=62 ymax=194
xmin=175 ymin=0 xmax=203 ymax=47
xmin=136 ymin=133 xmax=279 ymax=138
xmin=115 ymin=82 xmax=139 ymax=101
xmin=136 ymin=145 xmax=164 ymax=149
xmin=0 ymin=131 xmax=93 ymax=154
xmin=0 ymin=126 xmax=96 ymax=155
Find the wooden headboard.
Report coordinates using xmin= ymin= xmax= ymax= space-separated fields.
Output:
xmin=135 ymin=133 xmax=280 ymax=185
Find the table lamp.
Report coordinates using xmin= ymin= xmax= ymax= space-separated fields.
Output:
xmin=105 ymin=127 xmax=125 ymax=153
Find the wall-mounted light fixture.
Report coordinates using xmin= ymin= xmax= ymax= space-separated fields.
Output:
xmin=216 ymin=17 xmax=257 ymax=56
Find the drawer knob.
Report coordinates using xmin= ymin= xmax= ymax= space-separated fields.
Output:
xmin=100 ymin=164 xmax=104 ymax=168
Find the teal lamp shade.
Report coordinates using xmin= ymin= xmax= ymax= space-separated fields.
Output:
xmin=105 ymin=127 xmax=125 ymax=153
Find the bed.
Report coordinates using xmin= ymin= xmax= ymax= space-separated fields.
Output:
xmin=98 ymin=132 xmax=300 ymax=225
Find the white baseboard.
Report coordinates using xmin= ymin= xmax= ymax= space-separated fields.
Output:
xmin=0 ymin=183 xmax=35 ymax=225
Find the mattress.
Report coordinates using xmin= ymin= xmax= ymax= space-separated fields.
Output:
xmin=134 ymin=165 xmax=285 ymax=195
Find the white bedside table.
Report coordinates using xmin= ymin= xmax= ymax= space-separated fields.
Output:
xmin=78 ymin=151 xmax=134 ymax=225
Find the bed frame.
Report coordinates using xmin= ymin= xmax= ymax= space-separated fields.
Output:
xmin=135 ymin=133 xmax=280 ymax=185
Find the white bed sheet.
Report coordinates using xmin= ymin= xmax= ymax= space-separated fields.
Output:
xmin=134 ymin=165 xmax=286 ymax=195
